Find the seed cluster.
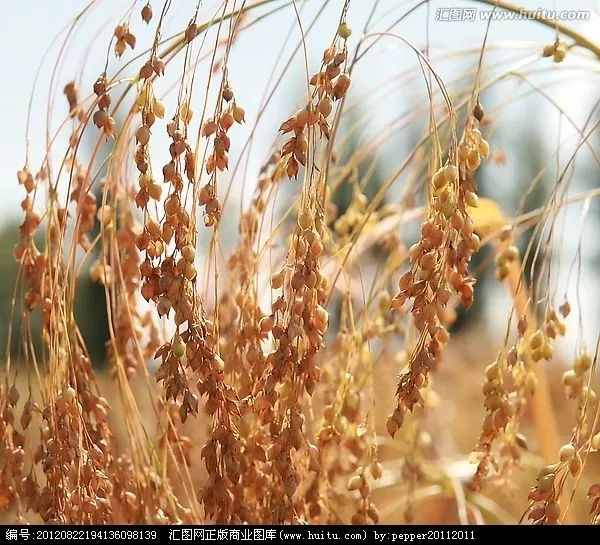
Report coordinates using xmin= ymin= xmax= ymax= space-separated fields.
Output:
xmin=92 ymin=74 xmax=115 ymax=138
xmin=14 ymin=169 xmax=43 ymax=312
xmin=200 ymin=86 xmax=245 ymax=226
xmin=113 ymin=23 xmax=136 ymax=58
xmin=562 ymin=351 xmax=593 ymax=402
xmin=250 ymin=201 xmax=329 ymax=520
xmin=390 ymin=105 xmax=491 ymax=432
xmin=495 ymin=243 xmax=520 ymax=282
xmin=526 ymin=439 xmax=584 ymax=525
xmin=471 ymin=308 xmax=567 ymax=489
xmin=279 ymin=29 xmax=351 ymax=179
xmin=543 ymin=39 xmax=567 ymax=63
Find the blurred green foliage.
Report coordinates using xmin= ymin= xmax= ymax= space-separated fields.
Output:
xmin=0 ymin=222 xmax=109 ymax=366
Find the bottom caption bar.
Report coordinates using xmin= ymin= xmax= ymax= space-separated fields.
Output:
xmin=1 ymin=525 xmax=595 ymax=544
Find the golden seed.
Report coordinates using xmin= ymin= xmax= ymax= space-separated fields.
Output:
xmin=574 ymin=352 xmax=592 ymax=375
xmin=182 ymin=245 xmax=195 ymax=262
xmin=443 ymin=164 xmax=458 ymax=182
xmin=568 ymin=455 xmax=582 ymax=476
xmin=337 ymin=22 xmax=352 ymax=39
xmin=441 ymin=199 xmax=454 ymax=219
xmin=212 ymin=354 xmax=225 ymax=373
xmin=179 ymin=101 xmax=193 ymax=123
xmin=333 ymin=415 xmax=346 ymax=435
xmin=559 ymin=443 xmax=575 ymax=461
xmin=370 ymin=462 xmax=383 ymax=480
xmin=432 ymin=169 xmax=446 ymax=189
xmin=296 ymin=108 xmax=309 ymax=127
xmin=465 ymin=191 xmax=478 ymax=208
xmin=542 ymin=43 xmax=555 ymax=57
xmin=504 ymin=246 xmax=519 ymax=261
xmin=529 ymin=330 xmax=544 ymax=349
xmin=317 ymin=97 xmax=332 ymax=117
xmin=478 ymin=139 xmax=490 ymax=157
xmin=233 ymin=105 xmax=245 ymax=124
xmin=184 ymin=263 xmax=196 ymax=280
xmin=298 ymin=209 xmax=314 ymax=230
xmin=466 ymin=149 xmax=481 ymax=170
xmin=152 ymin=98 xmax=165 ymax=118
xmin=172 ymin=335 xmax=186 ymax=358
xmin=63 ymin=387 xmax=76 ymax=404
xmin=553 ymin=47 xmax=566 ymax=63
xmin=562 ymin=369 xmax=578 ymax=387
xmin=485 ymin=362 xmax=501 ymax=381
xmin=347 ymin=475 xmax=362 ymax=491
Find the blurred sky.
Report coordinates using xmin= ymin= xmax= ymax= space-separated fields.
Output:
xmin=0 ymin=0 xmax=597 ymax=220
